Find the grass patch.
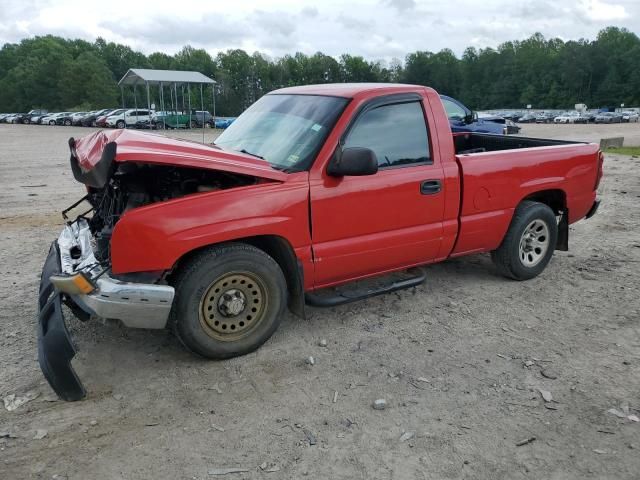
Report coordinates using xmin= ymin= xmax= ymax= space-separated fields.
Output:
xmin=603 ymin=146 xmax=640 ymax=156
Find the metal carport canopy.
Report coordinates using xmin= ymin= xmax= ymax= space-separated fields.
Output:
xmin=118 ymin=68 xmax=215 ymax=86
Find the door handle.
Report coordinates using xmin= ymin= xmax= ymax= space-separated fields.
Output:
xmin=420 ymin=179 xmax=441 ymax=195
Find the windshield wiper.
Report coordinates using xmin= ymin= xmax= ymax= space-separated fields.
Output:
xmin=239 ymin=148 xmax=265 ymax=160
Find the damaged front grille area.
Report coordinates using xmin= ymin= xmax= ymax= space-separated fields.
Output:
xmin=67 ymin=163 xmax=258 ymax=263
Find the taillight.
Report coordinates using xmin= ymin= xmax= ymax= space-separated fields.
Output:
xmin=595 ymin=151 xmax=604 ymax=190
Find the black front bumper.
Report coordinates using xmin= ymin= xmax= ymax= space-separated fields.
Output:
xmin=37 ymin=242 xmax=86 ymax=401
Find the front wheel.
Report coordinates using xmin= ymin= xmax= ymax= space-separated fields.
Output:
xmin=491 ymin=201 xmax=558 ymax=280
xmin=116 ymin=120 xmax=125 ymax=129
xmin=170 ymin=244 xmax=287 ymax=359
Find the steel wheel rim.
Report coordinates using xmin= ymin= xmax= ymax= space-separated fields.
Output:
xmin=199 ymin=271 xmax=267 ymax=342
xmin=518 ymin=219 xmax=550 ymax=267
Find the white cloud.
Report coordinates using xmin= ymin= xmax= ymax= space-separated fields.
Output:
xmin=0 ymin=0 xmax=638 ymax=61
xmin=579 ymin=0 xmax=629 ymax=21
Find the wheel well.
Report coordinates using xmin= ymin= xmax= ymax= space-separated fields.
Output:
xmin=521 ymin=189 xmax=566 ymax=215
xmin=520 ymin=189 xmax=568 ymax=251
xmin=171 ymin=235 xmax=305 ymax=318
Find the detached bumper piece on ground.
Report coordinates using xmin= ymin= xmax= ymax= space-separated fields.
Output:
xmin=37 ymin=243 xmax=86 ymax=401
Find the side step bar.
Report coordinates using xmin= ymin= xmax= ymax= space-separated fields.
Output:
xmin=305 ymin=268 xmax=426 ymax=307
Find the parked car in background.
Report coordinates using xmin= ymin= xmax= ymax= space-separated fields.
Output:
xmin=190 ymin=110 xmax=214 ymax=128
xmin=554 ymin=112 xmax=581 ymax=124
xmin=56 ymin=113 xmax=76 ymax=126
xmin=80 ymin=109 xmax=113 ymax=127
xmin=504 ymin=119 xmax=521 ymax=134
xmin=440 ymin=95 xmax=505 ymax=134
xmin=573 ymin=113 xmax=594 ymax=124
xmin=535 ymin=112 xmax=556 ymax=124
xmin=595 ymin=112 xmax=623 ymax=124
xmin=622 ymin=112 xmax=639 ymax=123
xmin=70 ymin=112 xmax=89 ymax=126
xmin=96 ymin=109 xmax=125 ymax=127
xmin=106 ymin=109 xmax=153 ymax=128
xmin=214 ymin=117 xmax=236 ymax=129
xmin=518 ymin=113 xmax=537 ymax=123
xmin=14 ymin=109 xmax=48 ymax=124
xmin=3 ymin=113 xmax=22 ymax=123
xmin=41 ymin=112 xmax=71 ymax=125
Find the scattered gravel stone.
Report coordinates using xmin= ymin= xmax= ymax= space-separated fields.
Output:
xmin=305 ymin=356 xmax=315 ymax=365
xmin=608 ymin=408 xmax=627 ymax=418
xmin=541 ymin=368 xmax=558 ymax=379
xmin=89 ymin=420 xmax=98 ymax=426
xmin=208 ymin=467 xmax=250 ymax=475
xmin=303 ymin=428 xmax=317 ymax=445
xmin=372 ymin=399 xmax=387 ymax=410
xmin=538 ymin=389 xmax=553 ymax=402
xmin=318 ymin=339 xmax=327 ymax=347
xmin=3 ymin=391 xmax=40 ymax=411
xmin=516 ymin=437 xmax=536 ymax=447
xmin=33 ymin=429 xmax=48 ymax=440
xmin=399 ymin=431 xmax=415 ymax=442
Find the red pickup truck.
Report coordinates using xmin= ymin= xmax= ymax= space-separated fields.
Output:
xmin=38 ymin=83 xmax=602 ymax=400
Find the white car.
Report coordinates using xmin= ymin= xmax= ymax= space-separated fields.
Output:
xmin=554 ymin=112 xmax=581 ymax=124
xmin=622 ymin=112 xmax=639 ymax=123
xmin=106 ymin=109 xmax=154 ymax=128
xmin=41 ymin=112 xmax=68 ymax=125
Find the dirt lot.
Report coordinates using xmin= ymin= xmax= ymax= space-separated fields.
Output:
xmin=1 ymin=123 xmax=639 ymax=479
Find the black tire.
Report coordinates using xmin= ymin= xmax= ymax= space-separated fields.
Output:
xmin=491 ymin=201 xmax=558 ymax=281
xmin=64 ymin=119 xmax=71 ymax=126
xmin=189 ymin=120 xmax=197 ymax=129
xmin=23 ymin=118 xmax=30 ymax=125
xmin=169 ymin=243 xmax=287 ymax=359
xmin=116 ymin=120 xmax=125 ymax=129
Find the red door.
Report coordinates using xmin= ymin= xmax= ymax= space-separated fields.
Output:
xmin=309 ymin=98 xmax=445 ymax=288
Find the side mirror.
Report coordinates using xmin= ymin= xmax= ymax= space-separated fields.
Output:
xmin=464 ymin=111 xmax=475 ymax=124
xmin=327 ymin=147 xmax=379 ymax=177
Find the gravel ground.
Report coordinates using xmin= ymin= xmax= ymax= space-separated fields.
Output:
xmin=1 ymin=123 xmax=639 ymax=479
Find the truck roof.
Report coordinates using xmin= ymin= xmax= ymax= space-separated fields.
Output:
xmin=271 ymin=83 xmax=428 ymax=98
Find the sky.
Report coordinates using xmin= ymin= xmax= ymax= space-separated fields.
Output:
xmin=0 ymin=0 xmax=638 ymax=62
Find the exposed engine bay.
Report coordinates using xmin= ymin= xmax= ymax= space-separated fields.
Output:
xmin=81 ymin=163 xmax=257 ymax=262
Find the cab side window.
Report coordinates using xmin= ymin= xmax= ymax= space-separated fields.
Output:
xmin=344 ymin=102 xmax=431 ymax=168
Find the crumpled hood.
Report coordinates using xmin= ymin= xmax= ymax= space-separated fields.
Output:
xmin=71 ymin=129 xmax=287 ymax=182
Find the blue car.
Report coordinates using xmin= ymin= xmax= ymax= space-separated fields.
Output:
xmin=440 ymin=95 xmax=505 ymax=135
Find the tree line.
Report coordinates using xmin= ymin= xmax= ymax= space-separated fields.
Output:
xmin=0 ymin=26 xmax=638 ymax=116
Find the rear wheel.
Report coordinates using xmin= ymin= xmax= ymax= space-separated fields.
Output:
xmin=64 ymin=119 xmax=71 ymax=126
xmin=49 ymin=120 xmax=55 ymax=125
xmin=189 ymin=120 xmax=197 ymax=129
xmin=170 ymin=244 xmax=287 ymax=359
xmin=491 ymin=201 xmax=558 ymax=280
xmin=116 ymin=120 xmax=125 ymax=129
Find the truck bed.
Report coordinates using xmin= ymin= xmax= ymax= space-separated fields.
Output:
xmin=450 ymin=135 xmax=600 ymax=257
xmin=453 ymin=132 xmax=580 ymax=155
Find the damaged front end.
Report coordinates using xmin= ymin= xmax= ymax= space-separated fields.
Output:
xmin=38 ymin=218 xmax=175 ymax=401
xmin=39 ymin=130 xmax=268 ymax=401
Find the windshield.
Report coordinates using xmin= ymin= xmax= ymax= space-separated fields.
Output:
xmin=214 ymin=94 xmax=348 ymax=171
